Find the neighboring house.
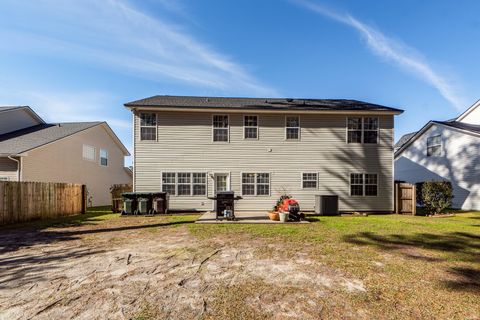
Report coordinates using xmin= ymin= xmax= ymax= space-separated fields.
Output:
xmin=0 ymin=106 xmax=132 ymax=206
xmin=395 ymin=100 xmax=480 ymax=210
xmin=125 ymin=95 xmax=403 ymax=212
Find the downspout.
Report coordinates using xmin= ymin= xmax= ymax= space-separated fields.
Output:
xmin=7 ymin=155 xmax=21 ymax=181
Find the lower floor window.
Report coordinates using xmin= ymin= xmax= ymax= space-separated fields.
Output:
xmin=350 ymin=173 xmax=378 ymax=196
xmin=242 ymin=173 xmax=270 ymax=196
xmin=162 ymin=172 xmax=207 ymax=196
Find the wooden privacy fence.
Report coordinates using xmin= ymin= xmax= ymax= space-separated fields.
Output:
xmin=394 ymin=182 xmax=416 ymax=215
xmin=0 ymin=181 xmax=86 ymax=225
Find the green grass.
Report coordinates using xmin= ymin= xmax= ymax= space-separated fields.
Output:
xmin=0 ymin=206 xmax=119 ymax=231
xmin=3 ymin=209 xmax=479 ymax=318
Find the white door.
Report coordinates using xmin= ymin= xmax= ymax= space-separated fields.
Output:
xmin=214 ymin=173 xmax=230 ymax=194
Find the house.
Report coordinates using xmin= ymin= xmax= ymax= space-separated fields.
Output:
xmin=0 ymin=106 xmax=132 ymax=206
xmin=394 ymin=100 xmax=480 ymax=210
xmin=125 ymin=95 xmax=403 ymax=212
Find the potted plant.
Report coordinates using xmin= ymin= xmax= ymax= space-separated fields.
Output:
xmin=268 ymin=206 xmax=279 ymax=221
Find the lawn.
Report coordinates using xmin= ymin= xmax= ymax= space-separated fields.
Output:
xmin=0 ymin=209 xmax=478 ymax=319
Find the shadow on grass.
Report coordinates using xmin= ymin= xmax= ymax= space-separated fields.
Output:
xmin=0 ymin=213 xmax=194 ymax=254
xmin=343 ymin=231 xmax=480 ymax=293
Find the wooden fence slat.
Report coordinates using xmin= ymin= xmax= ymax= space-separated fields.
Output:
xmin=394 ymin=182 xmax=416 ymax=215
xmin=0 ymin=181 xmax=86 ymax=225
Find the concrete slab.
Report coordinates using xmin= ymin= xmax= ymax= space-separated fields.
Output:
xmin=195 ymin=211 xmax=310 ymax=224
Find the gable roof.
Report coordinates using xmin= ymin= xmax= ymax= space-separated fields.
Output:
xmin=394 ymin=120 xmax=480 ymax=158
xmin=0 ymin=105 xmax=46 ymax=124
xmin=456 ymin=99 xmax=480 ymax=122
xmin=124 ymin=95 xmax=403 ymax=114
xmin=0 ymin=122 xmax=102 ymax=156
xmin=433 ymin=120 xmax=480 ymax=134
xmin=394 ymin=131 xmax=417 ymax=151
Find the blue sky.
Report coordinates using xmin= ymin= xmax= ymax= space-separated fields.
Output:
xmin=1 ymin=0 xmax=479 ymax=164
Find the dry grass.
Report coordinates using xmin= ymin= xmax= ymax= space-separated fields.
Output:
xmin=0 ymin=210 xmax=478 ymax=319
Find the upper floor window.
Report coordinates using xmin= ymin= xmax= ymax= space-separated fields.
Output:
xmin=100 ymin=149 xmax=108 ymax=166
xmin=0 ymin=177 xmax=9 ymax=181
xmin=244 ymin=115 xmax=258 ymax=139
xmin=213 ymin=115 xmax=229 ymax=142
xmin=242 ymin=172 xmax=270 ymax=196
xmin=82 ymin=144 xmax=96 ymax=161
xmin=140 ymin=113 xmax=157 ymax=141
xmin=302 ymin=172 xmax=318 ymax=189
xmin=286 ymin=116 xmax=300 ymax=140
xmin=350 ymin=173 xmax=378 ymax=196
xmin=347 ymin=117 xmax=378 ymax=144
xmin=427 ymin=135 xmax=442 ymax=157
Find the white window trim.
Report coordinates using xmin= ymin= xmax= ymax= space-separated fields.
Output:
xmin=349 ymin=172 xmax=379 ymax=197
xmin=426 ymin=135 xmax=442 ymax=157
xmin=240 ymin=172 xmax=271 ymax=197
xmin=161 ymin=172 xmax=208 ymax=197
xmin=99 ymin=148 xmax=108 ymax=167
xmin=285 ymin=115 xmax=301 ymax=141
xmin=301 ymin=172 xmax=319 ymax=189
xmin=139 ymin=112 xmax=158 ymax=142
xmin=212 ymin=114 xmax=230 ymax=143
xmin=82 ymin=144 xmax=96 ymax=162
xmin=243 ymin=114 xmax=259 ymax=140
xmin=346 ymin=117 xmax=379 ymax=144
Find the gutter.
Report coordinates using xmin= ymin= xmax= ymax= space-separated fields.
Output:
xmin=7 ymin=155 xmax=21 ymax=181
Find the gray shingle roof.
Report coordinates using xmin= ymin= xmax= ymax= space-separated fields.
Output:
xmin=0 ymin=122 xmax=102 ymax=155
xmin=394 ymin=131 xmax=417 ymax=151
xmin=0 ymin=106 xmax=27 ymax=112
xmin=433 ymin=121 xmax=480 ymax=134
xmin=124 ymin=95 xmax=403 ymax=113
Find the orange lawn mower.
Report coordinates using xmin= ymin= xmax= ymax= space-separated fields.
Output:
xmin=280 ymin=198 xmax=304 ymax=222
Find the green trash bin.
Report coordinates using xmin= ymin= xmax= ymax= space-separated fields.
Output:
xmin=138 ymin=198 xmax=150 ymax=214
xmin=123 ymin=199 xmax=134 ymax=214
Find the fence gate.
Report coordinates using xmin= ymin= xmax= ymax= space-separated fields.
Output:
xmin=394 ymin=183 xmax=416 ymax=215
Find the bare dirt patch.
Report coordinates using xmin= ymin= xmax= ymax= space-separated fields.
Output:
xmin=0 ymin=216 xmax=367 ymax=320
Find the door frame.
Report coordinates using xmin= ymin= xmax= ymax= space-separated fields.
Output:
xmin=211 ymin=172 xmax=231 ymax=211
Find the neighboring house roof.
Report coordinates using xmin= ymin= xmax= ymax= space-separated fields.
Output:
xmin=0 ymin=122 xmax=102 ymax=155
xmin=124 ymin=95 xmax=403 ymax=114
xmin=394 ymin=120 xmax=480 ymax=158
xmin=433 ymin=120 xmax=480 ymax=134
xmin=0 ymin=105 xmax=46 ymax=124
xmin=394 ymin=131 xmax=417 ymax=152
xmin=456 ymin=99 xmax=480 ymax=122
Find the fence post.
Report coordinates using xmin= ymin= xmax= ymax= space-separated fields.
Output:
xmin=81 ymin=185 xmax=87 ymax=214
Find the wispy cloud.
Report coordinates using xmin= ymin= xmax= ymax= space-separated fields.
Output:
xmin=293 ymin=0 xmax=465 ymax=110
xmin=0 ymin=0 xmax=277 ymax=96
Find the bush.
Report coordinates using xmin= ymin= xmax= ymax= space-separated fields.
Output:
xmin=418 ymin=181 xmax=453 ymax=215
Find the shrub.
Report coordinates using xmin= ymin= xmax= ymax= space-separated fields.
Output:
xmin=419 ymin=181 xmax=453 ymax=215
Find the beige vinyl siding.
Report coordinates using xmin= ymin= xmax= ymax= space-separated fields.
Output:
xmin=21 ymin=125 xmax=131 ymax=206
xmin=0 ymin=157 xmax=18 ymax=181
xmin=134 ymin=111 xmax=394 ymax=212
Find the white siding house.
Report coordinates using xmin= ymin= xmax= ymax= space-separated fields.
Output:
xmin=126 ymin=95 xmax=403 ymax=212
xmin=394 ymin=100 xmax=480 ymax=210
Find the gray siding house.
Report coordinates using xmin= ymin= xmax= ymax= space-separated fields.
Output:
xmin=125 ymin=96 xmax=403 ymax=212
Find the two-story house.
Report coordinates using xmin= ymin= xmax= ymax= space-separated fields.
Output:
xmin=0 ymin=106 xmax=132 ymax=206
xmin=395 ymin=100 xmax=480 ymax=210
xmin=125 ymin=95 xmax=403 ymax=212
